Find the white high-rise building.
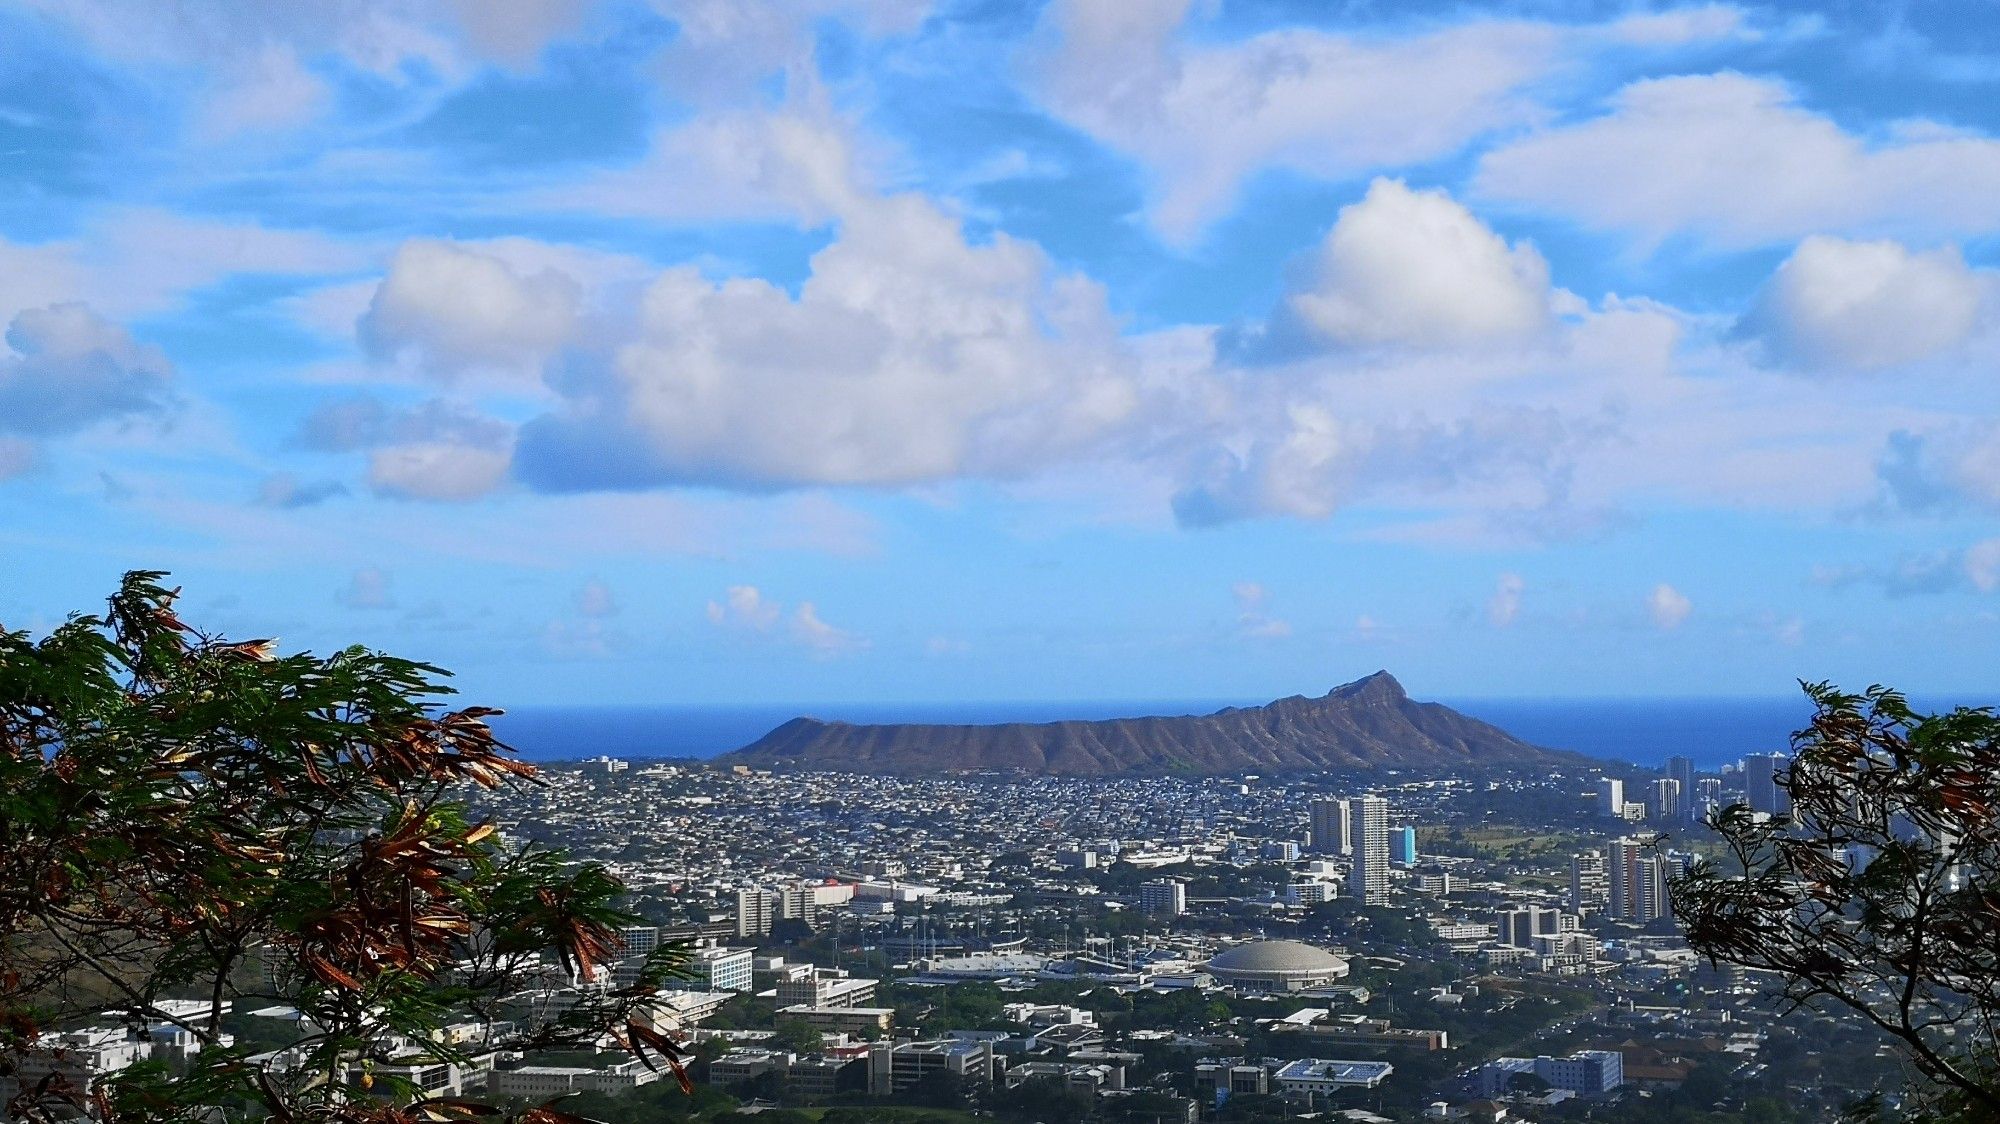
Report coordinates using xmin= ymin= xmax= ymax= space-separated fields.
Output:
xmin=780 ymin=883 xmax=820 ymax=930
xmin=1650 ymin=778 xmax=1681 ymax=821
xmin=1140 ymin=878 xmax=1187 ymax=917
xmin=1348 ymin=796 xmax=1390 ymax=905
xmin=685 ymin=945 xmax=754 ymax=992
xmin=1632 ymin=857 xmax=1672 ymax=923
xmin=736 ymin=887 xmax=778 ymax=938
xmin=1495 ymin=906 xmax=1562 ymax=948
xmin=1607 ymin=837 xmax=1675 ymax=923
xmin=1569 ymin=850 xmax=1608 ymax=913
xmin=1607 ymin=838 xmax=1641 ymax=919
xmin=1596 ymin=778 xmax=1625 ymax=816
xmin=1309 ymin=798 xmax=1351 ymax=855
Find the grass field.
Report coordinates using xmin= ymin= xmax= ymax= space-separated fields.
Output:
xmin=1421 ymin=823 xmax=1735 ymax=866
xmin=1422 ymin=825 xmax=1592 ymax=857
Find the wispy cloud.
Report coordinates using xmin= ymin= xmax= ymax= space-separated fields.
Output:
xmin=1649 ymin=583 xmax=1693 ymax=630
xmin=1233 ymin=581 xmax=1292 ymax=639
xmin=707 ymin=585 xmax=867 ymax=657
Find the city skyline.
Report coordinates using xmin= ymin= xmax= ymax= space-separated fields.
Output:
xmin=5 ymin=2 xmax=2000 ymax=705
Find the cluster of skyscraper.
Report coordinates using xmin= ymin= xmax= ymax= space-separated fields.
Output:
xmin=1306 ymin=795 xmax=1416 ymax=905
xmin=1594 ymin=753 xmax=1792 ymax=831
xmin=1568 ymin=839 xmax=1692 ymax=923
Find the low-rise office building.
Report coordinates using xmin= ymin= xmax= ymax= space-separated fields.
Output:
xmin=775 ymin=972 xmax=879 ymax=1008
xmin=1004 ymin=1060 xmax=1126 ymax=1092
xmin=777 ymin=1004 xmax=895 ymax=1035
xmin=487 ymin=1058 xmax=660 ymax=1099
xmin=1477 ymin=1049 xmax=1625 ymax=1096
xmin=866 ymin=1038 xmax=994 ymax=1095
xmin=1274 ymin=1058 xmax=1396 ymax=1094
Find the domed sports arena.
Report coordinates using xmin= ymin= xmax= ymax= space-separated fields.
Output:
xmin=1203 ymin=940 xmax=1351 ymax=992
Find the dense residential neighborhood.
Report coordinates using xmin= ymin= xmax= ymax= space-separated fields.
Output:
xmin=13 ymin=752 xmax=1875 ymax=1122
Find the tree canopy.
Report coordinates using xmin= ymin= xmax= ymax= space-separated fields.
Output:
xmin=1 ymin=572 xmax=691 ymax=1123
xmin=1672 ymin=682 xmax=2000 ymax=1121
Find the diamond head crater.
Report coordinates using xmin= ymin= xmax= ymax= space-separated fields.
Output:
xmin=718 ymin=671 xmax=1580 ymax=776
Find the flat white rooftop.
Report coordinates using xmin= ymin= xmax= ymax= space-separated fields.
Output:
xmin=1274 ymin=1058 xmax=1395 ymax=1087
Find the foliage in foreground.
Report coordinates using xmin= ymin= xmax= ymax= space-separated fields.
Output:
xmin=0 ymin=572 xmax=690 ymax=1123
xmin=1672 ymin=682 xmax=2000 ymax=1121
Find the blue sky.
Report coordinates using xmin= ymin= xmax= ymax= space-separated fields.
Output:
xmin=4 ymin=0 xmax=2000 ymax=706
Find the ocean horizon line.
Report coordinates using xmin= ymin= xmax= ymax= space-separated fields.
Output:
xmin=487 ymin=690 xmax=1840 ymax=710
xmin=475 ymin=693 xmax=1995 ymax=771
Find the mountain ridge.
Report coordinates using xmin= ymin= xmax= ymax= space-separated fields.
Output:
xmin=717 ymin=671 xmax=1577 ymax=775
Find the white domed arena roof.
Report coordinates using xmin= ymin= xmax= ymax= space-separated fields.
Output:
xmin=1206 ymin=939 xmax=1348 ymax=976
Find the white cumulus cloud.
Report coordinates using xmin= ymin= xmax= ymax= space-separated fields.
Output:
xmin=296 ymin=394 xmax=515 ymax=503
xmin=360 ymin=240 xmax=581 ymax=380
xmin=0 ymin=303 xmax=172 ymax=436
xmin=1740 ymin=235 xmax=1986 ymax=370
xmin=513 ymin=192 xmax=1142 ymax=490
xmin=1283 ymin=179 xmax=1553 ymax=351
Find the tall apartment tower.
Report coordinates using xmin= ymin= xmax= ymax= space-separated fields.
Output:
xmin=1607 ymin=837 xmax=1673 ymax=922
xmin=1140 ymin=878 xmax=1188 ymax=917
xmin=1569 ymin=850 xmax=1609 ymax=913
xmin=1595 ymin=778 xmax=1625 ymax=816
xmin=1666 ymin=755 xmax=1696 ymax=801
xmin=1309 ymin=798 xmax=1352 ymax=855
xmin=1745 ymin=753 xmax=1792 ymax=816
xmin=1650 ymin=778 xmax=1681 ymax=821
xmin=780 ymin=883 xmax=820 ymax=930
xmin=735 ymin=887 xmax=778 ymax=938
xmin=1348 ymin=795 xmax=1391 ymax=905
xmin=1607 ymin=838 xmax=1641 ymax=920
xmin=1631 ymin=856 xmax=1672 ymax=922
xmin=1390 ymin=825 xmax=1418 ymax=866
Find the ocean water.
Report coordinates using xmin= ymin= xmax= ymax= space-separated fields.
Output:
xmin=1441 ymin=697 xmax=1814 ymax=770
xmin=485 ymin=695 xmax=1858 ymax=770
